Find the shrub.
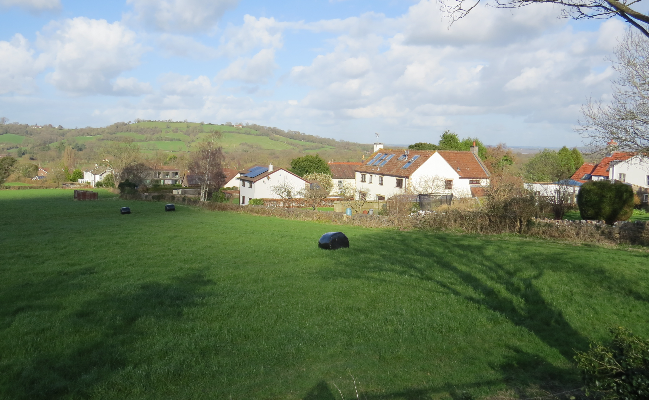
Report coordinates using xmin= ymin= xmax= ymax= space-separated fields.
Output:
xmin=248 ymin=198 xmax=264 ymax=206
xmin=575 ymin=327 xmax=648 ymax=400
xmin=577 ymin=180 xmax=635 ymax=224
xmin=118 ymin=180 xmax=138 ymax=194
xmin=95 ymin=174 xmax=115 ymax=188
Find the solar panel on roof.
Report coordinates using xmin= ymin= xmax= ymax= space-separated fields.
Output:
xmin=366 ymin=153 xmax=382 ymax=165
xmin=372 ymin=154 xmax=388 ymax=166
xmin=243 ymin=166 xmax=268 ymax=178
xmin=402 ymin=155 xmax=420 ymax=169
xmin=378 ymin=154 xmax=394 ymax=167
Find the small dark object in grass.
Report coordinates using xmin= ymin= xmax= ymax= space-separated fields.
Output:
xmin=318 ymin=232 xmax=349 ymax=250
xmin=121 ymin=207 xmax=131 ymax=214
xmin=165 ymin=204 xmax=175 ymax=211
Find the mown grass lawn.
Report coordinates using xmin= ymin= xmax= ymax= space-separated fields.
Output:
xmin=0 ymin=189 xmax=647 ymax=400
xmin=564 ymin=209 xmax=649 ymax=221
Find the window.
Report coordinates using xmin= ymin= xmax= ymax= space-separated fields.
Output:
xmin=618 ymin=173 xmax=626 ymax=182
xmin=379 ymin=176 xmax=383 ymax=186
xmin=360 ymin=174 xmax=366 ymax=183
xmin=646 ymin=175 xmax=649 ymax=186
xmin=338 ymin=180 xmax=343 ymax=188
xmin=469 ymin=179 xmax=480 ymax=185
xmin=377 ymin=195 xmax=385 ymax=201
xmin=242 ymin=180 xmax=245 ymax=187
xmin=368 ymin=175 xmax=373 ymax=184
xmin=248 ymin=181 xmax=252 ymax=188
xmin=396 ymin=178 xmax=403 ymax=188
xmin=445 ymin=180 xmax=453 ymax=190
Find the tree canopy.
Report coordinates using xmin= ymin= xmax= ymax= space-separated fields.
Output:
xmin=577 ymin=29 xmax=648 ymax=155
xmin=408 ymin=131 xmax=487 ymax=159
xmin=189 ymin=133 xmax=226 ymax=202
xmin=289 ymin=154 xmax=331 ymax=177
xmin=0 ymin=156 xmax=17 ymax=185
xmin=524 ymin=147 xmax=584 ymax=182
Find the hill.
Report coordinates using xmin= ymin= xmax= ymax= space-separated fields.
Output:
xmin=0 ymin=120 xmax=370 ymax=171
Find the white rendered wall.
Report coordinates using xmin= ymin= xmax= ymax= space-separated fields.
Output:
xmin=609 ymin=156 xmax=649 ymax=187
xmin=241 ymin=169 xmax=307 ymax=205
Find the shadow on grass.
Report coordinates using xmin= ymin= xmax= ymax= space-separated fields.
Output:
xmin=315 ymin=230 xmax=641 ymax=397
xmin=2 ymin=271 xmax=213 ymax=400
xmin=303 ymin=378 xmax=505 ymax=400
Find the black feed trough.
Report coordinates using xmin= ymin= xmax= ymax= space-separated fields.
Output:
xmin=165 ymin=204 xmax=175 ymax=211
xmin=120 ymin=207 xmax=131 ymax=215
xmin=318 ymin=232 xmax=349 ymax=250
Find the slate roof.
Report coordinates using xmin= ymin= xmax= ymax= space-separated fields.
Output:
xmin=328 ymin=162 xmax=362 ymax=179
xmin=239 ymin=167 xmax=307 ymax=183
xmin=355 ymin=150 xmax=490 ymax=179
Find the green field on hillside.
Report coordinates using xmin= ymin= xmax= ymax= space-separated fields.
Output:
xmin=0 ymin=134 xmax=26 ymax=145
xmin=0 ymin=189 xmax=647 ymax=399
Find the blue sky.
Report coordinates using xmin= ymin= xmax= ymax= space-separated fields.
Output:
xmin=0 ymin=0 xmax=645 ymax=147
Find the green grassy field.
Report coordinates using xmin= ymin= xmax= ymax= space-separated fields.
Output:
xmin=0 ymin=134 xmax=26 ymax=145
xmin=0 ymin=189 xmax=647 ymax=400
xmin=3 ymin=182 xmax=32 ymax=186
xmin=564 ymin=209 xmax=649 ymax=221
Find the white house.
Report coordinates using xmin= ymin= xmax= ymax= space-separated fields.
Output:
xmin=238 ymin=165 xmax=309 ymax=205
xmin=608 ymin=155 xmax=649 ymax=188
xmin=328 ymin=162 xmax=362 ymax=196
xmin=354 ymin=148 xmax=490 ymax=200
xmin=223 ymin=168 xmax=240 ymax=188
xmin=79 ymin=165 xmax=112 ymax=187
xmin=524 ymin=180 xmax=583 ymax=204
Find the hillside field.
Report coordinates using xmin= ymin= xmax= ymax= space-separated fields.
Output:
xmin=0 ymin=189 xmax=647 ymax=399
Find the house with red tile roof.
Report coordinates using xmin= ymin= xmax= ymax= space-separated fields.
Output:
xmin=608 ymin=155 xmax=649 ymax=189
xmin=238 ymin=164 xmax=309 ymax=205
xmin=570 ymin=152 xmax=636 ymax=183
xmin=222 ymin=168 xmax=240 ymax=188
xmin=354 ymin=148 xmax=490 ymax=200
xmin=328 ymin=162 xmax=362 ymax=196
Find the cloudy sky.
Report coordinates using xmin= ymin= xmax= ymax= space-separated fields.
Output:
xmin=0 ymin=0 xmax=644 ymax=147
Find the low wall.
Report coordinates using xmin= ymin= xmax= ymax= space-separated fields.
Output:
xmin=119 ymin=194 xmax=649 ymax=246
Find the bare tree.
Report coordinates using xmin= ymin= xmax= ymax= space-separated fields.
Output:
xmin=578 ymin=28 xmax=648 ymax=155
xmin=189 ymin=133 xmax=226 ymax=202
xmin=342 ymin=189 xmax=370 ymax=214
xmin=101 ymin=141 xmax=142 ymax=187
xmin=300 ymin=172 xmax=334 ymax=210
xmin=440 ymin=0 xmax=648 ymax=36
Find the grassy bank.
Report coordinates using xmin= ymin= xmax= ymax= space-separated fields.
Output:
xmin=0 ymin=189 xmax=647 ymax=399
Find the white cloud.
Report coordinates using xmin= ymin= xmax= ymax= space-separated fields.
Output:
xmin=125 ymin=0 xmax=239 ymax=33
xmin=36 ymin=17 xmax=148 ymax=95
xmin=159 ymin=73 xmax=215 ymax=96
xmin=156 ymin=34 xmax=219 ymax=58
xmin=218 ymin=15 xmax=286 ymax=57
xmin=112 ymin=77 xmax=152 ymax=96
xmin=0 ymin=34 xmax=44 ymax=95
xmin=0 ymin=0 xmax=60 ymax=12
xmin=401 ymin=0 xmax=564 ymax=46
xmin=217 ymin=48 xmax=277 ymax=84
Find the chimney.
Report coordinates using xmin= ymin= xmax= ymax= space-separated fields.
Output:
xmin=374 ymin=143 xmax=384 ymax=152
xmin=268 ymin=163 xmax=273 ymax=172
xmin=470 ymin=141 xmax=478 ymax=156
